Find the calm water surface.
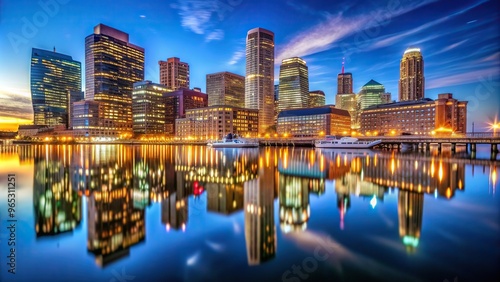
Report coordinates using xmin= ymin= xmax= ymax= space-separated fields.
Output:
xmin=0 ymin=144 xmax=498 ymax=282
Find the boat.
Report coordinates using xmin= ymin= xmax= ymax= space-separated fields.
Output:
xmin=314 ymin=136 xmax=382 ymax=149
xmin=207 ymin=133 xmax=259 ymax=148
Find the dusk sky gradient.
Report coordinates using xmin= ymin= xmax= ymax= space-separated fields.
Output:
xmin=0 ymin=0 xmax=498 ymax=131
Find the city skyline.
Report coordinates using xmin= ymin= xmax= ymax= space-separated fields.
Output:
xmin=0 ymin=0 xmax=498 ymax=131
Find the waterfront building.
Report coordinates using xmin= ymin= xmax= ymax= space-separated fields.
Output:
xmin=360 ymin=93 xmax=467 ymax=135
xmin=163 ymin=88 xmax=208 ymax=136
xmin=175 ymin=105 xmax=258 ymax=140
xmin=30 ymin=48 xmax=81 ymax=127
xmin=72 ymin=100 xmax=105 ymax=138
xmin=399 ymin=47 xmax=424 ymax=101
xmin=132 ymin=81 xmax=168 ymax=135
xmin=245 ymin=28 xmax=275 ymax=133
xmin=85 ymin=24 xmax=144 ymax=138
xmin=309 ymin=90 xmax=326 ymax=107
xmin=159 ymin=57 xmax=190 ymax=91
xmin=278 ymin=57 xmax=309 ymax=111
xmin=276 ymin=105 xmax=351 ymax=137
xmin=206 ymin=71 xmax=245 ymax=108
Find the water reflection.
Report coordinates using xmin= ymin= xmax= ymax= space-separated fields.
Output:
xmin=24 ymin=144 xmax=497 ymax=271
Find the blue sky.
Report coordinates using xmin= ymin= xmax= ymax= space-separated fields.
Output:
xmin=0 ymin=0 xmax=498 ymax=130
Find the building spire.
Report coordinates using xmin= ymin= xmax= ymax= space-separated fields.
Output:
xmin=341 ymin=57 xmax=345 ymax=74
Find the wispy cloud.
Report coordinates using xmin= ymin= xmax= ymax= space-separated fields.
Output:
xmin=276 ymin=0 xmax=439 ymax=62
xmin=228 ymin=49 xmax=244 ymax=65
xmin=286 ymin=1 xmax=331 ymax=18
xmin=205 ymin=29 xmax=224 ymax=42
xmin=171 ymin=0 xmax=241 ymax=42
xmin=426 ymin=67 xmax=499 ymax=89
xmin=0 ymin=88 xmax=33 ymax=120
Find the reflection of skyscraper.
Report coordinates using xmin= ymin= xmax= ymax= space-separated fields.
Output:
xmin=244 ymin=154 xmax=276 ymax=265
xmin=336 ymin=193 xmax=350 ymax=230
xmin=33 ymin=145 xmax=82 ymax=236
xmin=399 ymin=47 xmax=424 ymax=101
xmin=279 ymin=175 xmax=310 ymax=233
xmin=398 ymin=190 xmax=423 ymax=253
xmin=30 ymin=48 xmax=81 ymax=127
xmin=245 ymin=27 xmax=275 ymax=133
xmin=161 ymin=172 xmax=188 ymax=231
xmin=206 ymin=183 xmax=244 ymax=214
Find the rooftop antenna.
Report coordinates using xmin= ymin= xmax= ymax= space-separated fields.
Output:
xmin=341 ymin=57 xmax=345 ymax=74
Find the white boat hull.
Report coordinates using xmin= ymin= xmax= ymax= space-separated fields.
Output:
xmin=315 ymin=139 xmax=381 ymax=149
xmin=209 ymin=142 xmax=259 ymax=148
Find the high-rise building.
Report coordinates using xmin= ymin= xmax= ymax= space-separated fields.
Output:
xmin=163 ymin=88 xmax=208 ymax=135
xmin=337 ymin=60 xmax=352 ymax=95
xmin=309 ymin=90 xmax=326 ymax=107
xmin=132 ymin=81 xmax=168 ymax=135
xmin=278 ymin=57 xmax=309 ymax=111
xmin=245 ymin=28 xmax=275 ymax=134
xmin=335 ymin=62 xmax=357 ymax=129
xmin=30 ymin=48 xmax=81 ymax=127
xmin=85 ymin=24 xmax=144 ymax=137
xmin=206 ymin=72 xmax=245 ymax=108
xmin=358 ymin=79 xmax=390 ymax=110
xmin=399 ymin=47 xmax=424 ymax=101
xmin=159 ymin=57 xmax=190 ymax=91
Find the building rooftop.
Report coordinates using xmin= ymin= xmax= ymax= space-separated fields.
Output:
xmin=277 ymin=105 xmax=350 ymax=118
xmin=364 ymin=98 xmax=434 ymax=110
xmin=363 ymin=79 xmax=382 ymax=87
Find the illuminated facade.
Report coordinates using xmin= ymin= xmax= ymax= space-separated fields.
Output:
xmin=159 ymin=57 xmax=190 ymax=91
xmin=163 ymin=88 xmax=208 ymax=135
xmin=309 ymin=90 xmax=326 ymax=107
xmin=31 ymin=48 xmax=81 ymax=127
xmin=358 ymin=79 xmax=390 ymax=110
xmin=277 ymin=106 xmax=351 ymax=137
xmin=206 ymin=71 xmax=245 ymax=108
xmin=206 ymin=183 xmax=244 ymax=215
xmin=175 ymin=105 xmax=259 ymax=140
xmin=72 ymin=100 xmax=105 ymax=138
xmin=85 ymin=24 xmax=145 ymax=137
xmin=337 ymin=72 xmax=353 ymax=95
xmin=245 ymin=28 xmax=275 ymax=133
xmin=399 ymin=47 xmax=424 ymax=101
xmin=278 ymin=57 xmax=309 ymax=111
xmin=360 ymin=93 xmax=467 ymax=135
xmin=132 ymin=81 xmax=168 ymax=135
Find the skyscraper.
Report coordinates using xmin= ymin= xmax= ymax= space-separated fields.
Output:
xmin=159 ymin=57 xmax=190 ymax=91
xmin=206 ymin=71 xmax=245 ymax=107
xmin=335 ymin=61 xmax=357 ymax=129
xmin=309 ymin=90 xmax=326 ymax=107
xmin=30 ymin=48 xmax=81 ymax=127
xmin=399 ymin=47 xmax=424 ymax=101
xmin=132 ymin=81 xmax=168 ymax=135
xmin=85 ymin=24 xmax=144 ymax=137
xmin=358 ymin=79 xmax=390 ymax=110
xmin=245 ymin=28 xmax=275 ymax=134
xmin=278 ymin=57 xmax=309 ymax=111
xmin=337 ymin=60 xmax=353 ymax=95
